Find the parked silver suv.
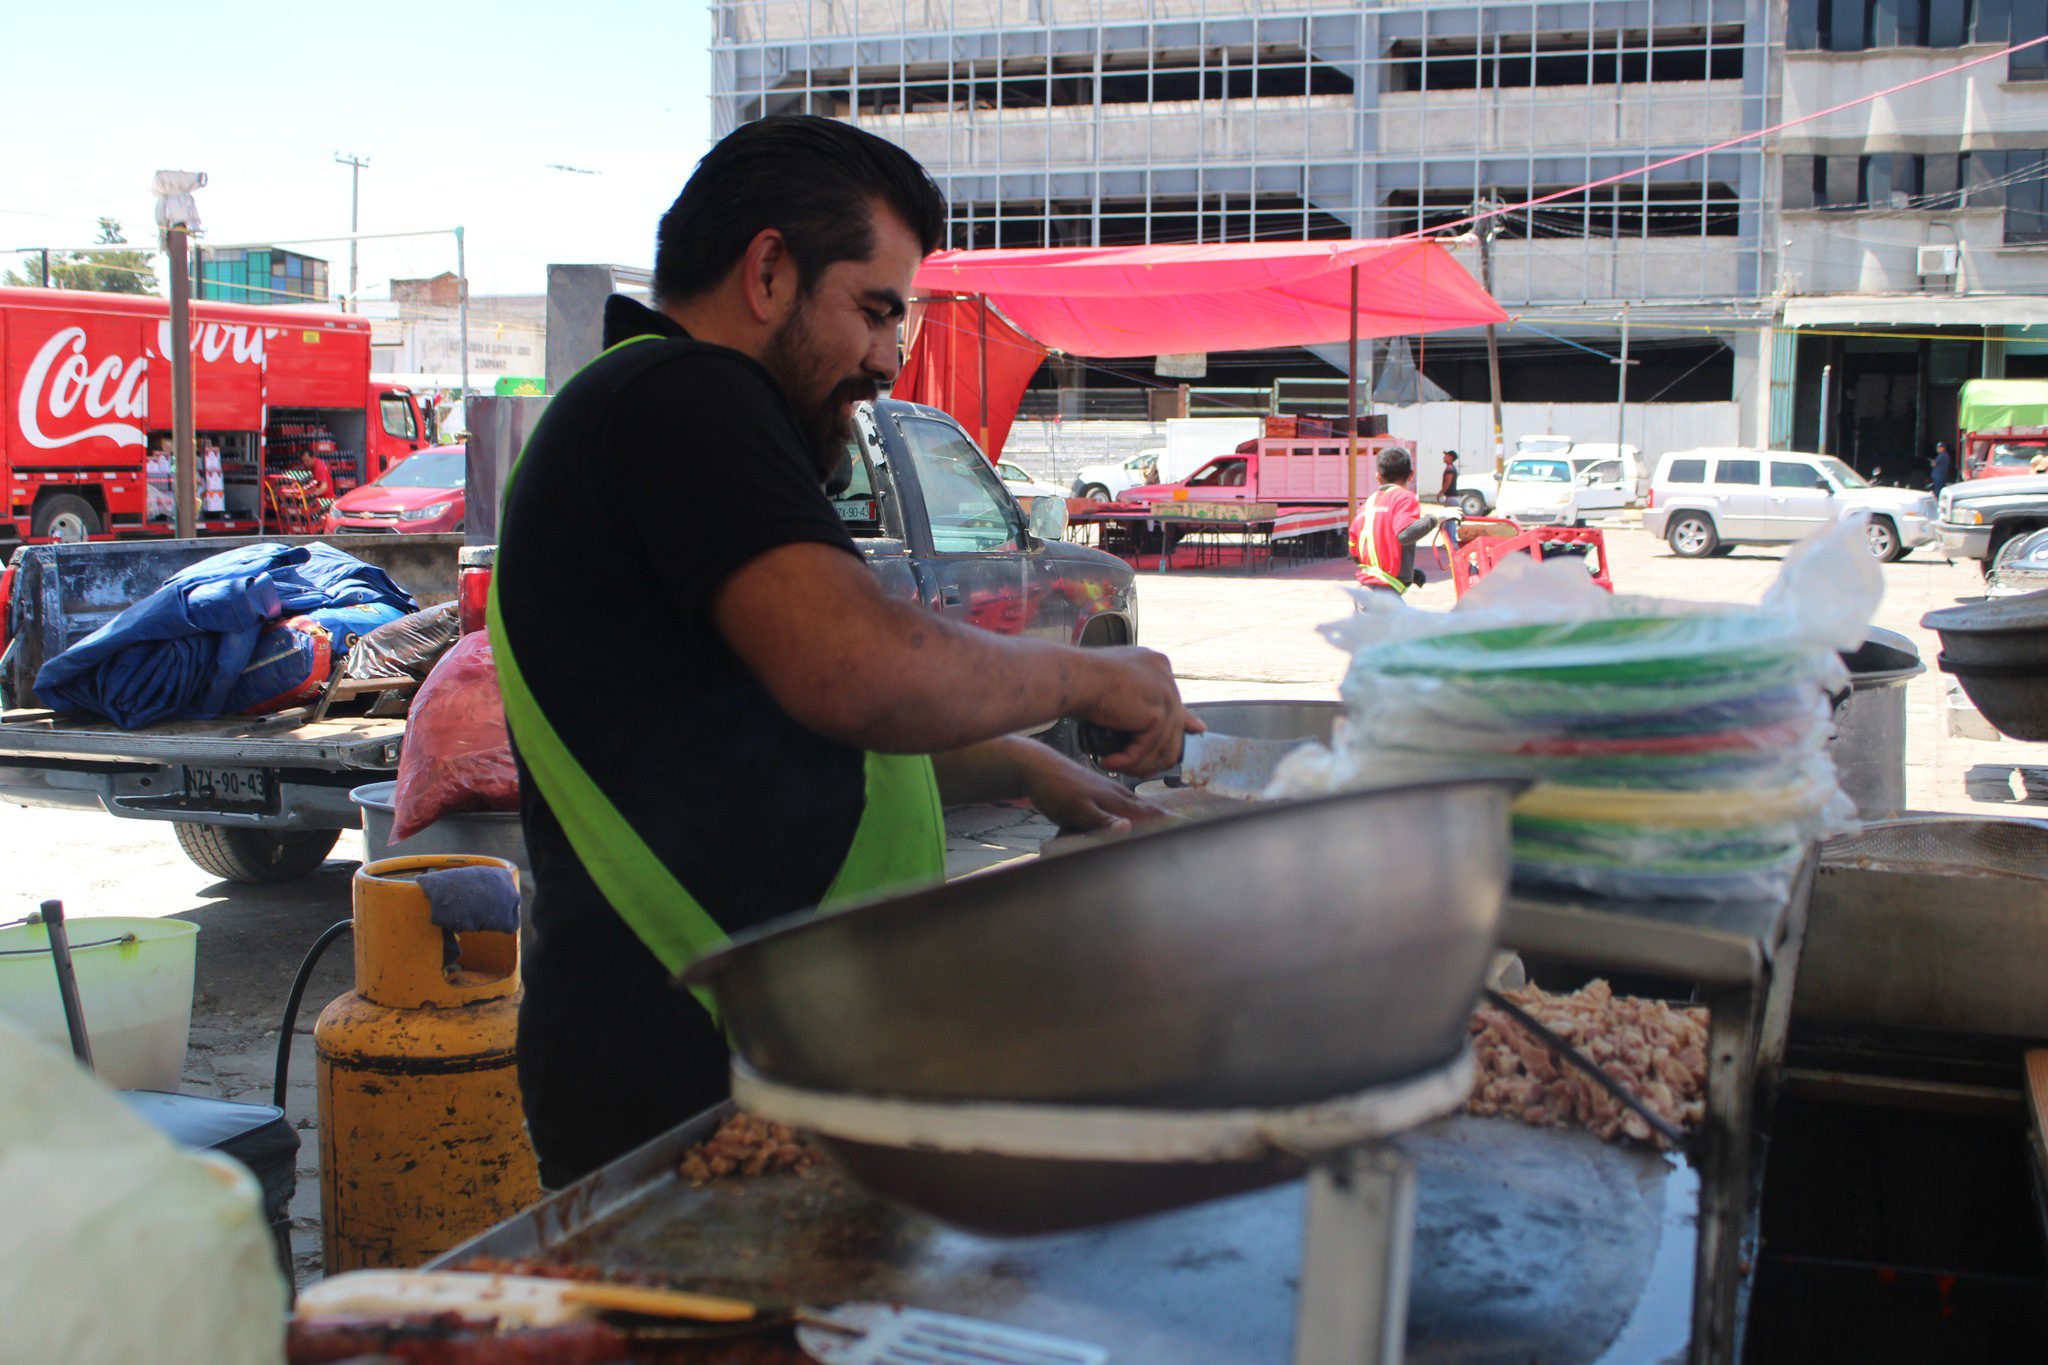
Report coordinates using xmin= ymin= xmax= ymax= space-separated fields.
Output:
xmin=1643 ymin=449 xmax=1935 ymax=562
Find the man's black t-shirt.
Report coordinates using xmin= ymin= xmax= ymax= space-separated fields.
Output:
xmin=494 ymin=296 xmax=866 ymax=1183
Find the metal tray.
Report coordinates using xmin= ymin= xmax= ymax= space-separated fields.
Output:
xmin=435 ymin=1105 xmax=1694 ymax=1363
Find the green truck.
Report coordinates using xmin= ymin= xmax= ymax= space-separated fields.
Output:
xmin=1957 ymin=379 xmax=2048 ymax=479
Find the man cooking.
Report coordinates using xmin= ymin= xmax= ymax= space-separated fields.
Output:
xmin=490 ymin=115 xmax=1199 ymax=1187
xmin=1351 ymin=447 xmax=1441 ymax=595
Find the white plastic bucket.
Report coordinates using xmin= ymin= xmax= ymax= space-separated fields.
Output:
xmin=0 ymin=917 xmax=199 ymax=1091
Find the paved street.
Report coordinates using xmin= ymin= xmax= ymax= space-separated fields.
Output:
xmin=7 ymin=519 xmax=2043 ymax=1280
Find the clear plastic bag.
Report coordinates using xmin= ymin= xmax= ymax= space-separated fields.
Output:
xmin=390 ymin=630 xmax=517 ymax=841
xmin=0 ymin=1017 xmax=285 ymax=1365
xmin=1275 ymin=516 xmax=1884 ymax=901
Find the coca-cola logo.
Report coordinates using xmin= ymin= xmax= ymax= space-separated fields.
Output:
xmin=16 ymin=320 xmax=277 ymax=451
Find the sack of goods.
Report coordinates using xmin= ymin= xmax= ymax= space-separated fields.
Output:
xmin=1274 ymin=516 xmax=1885 ymax=902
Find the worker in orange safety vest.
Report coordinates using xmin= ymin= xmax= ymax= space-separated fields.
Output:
xmin=1349 ymin=446 xmax=1441 ymax=594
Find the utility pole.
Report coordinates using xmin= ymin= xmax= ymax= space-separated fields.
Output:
xmin=1616 ymin=301 xmax=1633 ymax=455
xmin=168 ymin=228 xmax=197 ymax=536
xmin=1475 ymin=199 xmax=1507 ymax=478
xmin=1347 ymin=264 xmax=1360 ymax=520
xmin=335 ymin=152 xmax=368 ymax=310
xmin=153 ymin=170 xmax=206 ymax=540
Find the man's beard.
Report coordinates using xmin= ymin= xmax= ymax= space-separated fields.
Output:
xmin=764 ymin=302 xmax=879 ymax=481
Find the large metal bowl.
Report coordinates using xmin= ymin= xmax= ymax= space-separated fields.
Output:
xmin=685 ymin=778 xmax=1520 ymax=1111
xmin=1922 ymin=590 xmax=2048 ymax=740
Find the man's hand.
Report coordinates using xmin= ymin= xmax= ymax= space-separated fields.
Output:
xmin=1021 ymin=747 xmax=1169 ymax=835
xmin=1078 ymin=646 xmax=1203 ymax=777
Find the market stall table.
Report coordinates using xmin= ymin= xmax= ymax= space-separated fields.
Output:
xmin=1050 ymin=786 xmax=1818 ymax=1365
xmin=436 ymin=1103 xmax=1695 ymax=1363
xmin=1067 ymin=504 xmax=1349 ymax=574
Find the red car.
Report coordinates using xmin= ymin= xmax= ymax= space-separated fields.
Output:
xmin=326 ymin=444 xmax=466 ymax=533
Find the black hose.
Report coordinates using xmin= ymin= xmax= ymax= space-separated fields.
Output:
xmin=273 ymin=920 xmax=353 ymax=1111
xmin=1483 ymin=987 xmax=1691 ymax=1150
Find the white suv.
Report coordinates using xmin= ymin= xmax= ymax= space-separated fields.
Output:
xmin=1643 ymin=449 xmax=1936 ymax=562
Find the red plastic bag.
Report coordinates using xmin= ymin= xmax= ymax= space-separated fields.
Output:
xmin=389 ymin=631 xmax=517 ymax=840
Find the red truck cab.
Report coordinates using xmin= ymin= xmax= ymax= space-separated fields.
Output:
xmin=0 ymin=286 xmax=430 ymax=543
xmin=1962 ymin=429 xmax=2048 ymax=481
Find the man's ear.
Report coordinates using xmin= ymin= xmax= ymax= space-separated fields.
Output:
xmin=739 ymin=228 xmax=797 ymax=325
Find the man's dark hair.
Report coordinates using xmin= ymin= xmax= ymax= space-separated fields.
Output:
xmin=654 ymin=115 xmax=948 ymax=303
xmin=1378 ymin=447 xmax=1414 ymax=484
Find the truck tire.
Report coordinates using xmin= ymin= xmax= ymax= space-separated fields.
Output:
xmin=174 ymin=823 xmax=341 ymax=884
xmin=1865 ymin=516 xmax=1905 ymax=563
xmin=31 ymin=494 xmax=102 ymax=542
xmin=1458 ymin=490 xmax=1490 ymax=517
xmin=1079 ymin=483 xmax=1112 ymax=503
xmin=1666 ymin=512 xmax=1719 ymax=559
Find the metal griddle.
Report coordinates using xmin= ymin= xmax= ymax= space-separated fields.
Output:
xmin=435 ymin=1103 xmax=1695 ymax=1363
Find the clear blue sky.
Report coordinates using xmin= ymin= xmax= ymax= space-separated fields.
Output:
xmin=0 ymin=0 xmax=715 ymax=297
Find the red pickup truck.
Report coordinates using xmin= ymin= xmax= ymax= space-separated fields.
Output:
xmin=1119 ymin=434 xmax=1415 ymax=509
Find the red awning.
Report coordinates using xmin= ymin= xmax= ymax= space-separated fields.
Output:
xmin=893 ymin=298 xmax=1046 ymax=462
xmin=914 ymin=239 xmax=1505 ymax=359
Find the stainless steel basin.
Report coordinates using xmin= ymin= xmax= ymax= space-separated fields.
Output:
xmin=1801 ymin=817 xmax=2048 ymax=1039
xmin=1183 ymin=698 xmax=1344 ymax=744
xmin=685 ymin=777 xmax=1521 ymax=1111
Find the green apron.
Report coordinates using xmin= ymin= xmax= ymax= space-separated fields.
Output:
xmin=486 ymin=334 xmax=946 ymax=1018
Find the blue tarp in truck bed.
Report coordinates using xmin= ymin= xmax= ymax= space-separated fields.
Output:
xmin=33 ymin=542 xmax=416 ymax=729
xmin=3 ymin=535 xmax=459 ymax=724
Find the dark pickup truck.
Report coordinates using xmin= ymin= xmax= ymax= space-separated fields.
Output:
xmin=0 ymin=398 xmax=1137 ymax=883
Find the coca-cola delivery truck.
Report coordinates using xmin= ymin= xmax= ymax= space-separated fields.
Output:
xmin=0 ymin=286 xmax=432 ymax=545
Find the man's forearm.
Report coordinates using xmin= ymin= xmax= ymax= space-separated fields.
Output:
xmin=806 ymin=598 xmax=1113 ymax=753
xmin=712 ymin=542 xmax=1186 ymax=772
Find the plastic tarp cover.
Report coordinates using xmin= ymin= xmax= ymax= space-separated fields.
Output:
xmin=1958 ymin=378 xmax=2048 ymax=434
xmin=913 ymin=239 xmax=1508 ymax=359
xmin=32 ymin=542 xmax=418 ymax=729
xmin=894 ymin=297 xmax=1047 ymax=462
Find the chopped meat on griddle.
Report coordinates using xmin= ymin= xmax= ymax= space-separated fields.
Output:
xmin=677 ymin=1114 xmax=818 ymax=1184
xmin=1467 ymin=980 xmax=1707 ymax=1148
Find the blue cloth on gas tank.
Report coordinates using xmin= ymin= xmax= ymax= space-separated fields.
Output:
xmin=419 ymin=865 xmax=522 ymax=936
xmin=33 ymin=542 xmax=418 ymax=729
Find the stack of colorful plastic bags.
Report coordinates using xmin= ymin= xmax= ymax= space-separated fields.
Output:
xmin=1271 ymin=517 xmax=1884 ymax=902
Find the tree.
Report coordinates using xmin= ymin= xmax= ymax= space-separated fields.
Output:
xmin=4 ymin=218 xmax=158 ymax=294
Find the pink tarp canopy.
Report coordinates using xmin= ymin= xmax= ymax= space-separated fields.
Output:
xmin=913 ymin=239 xmax=1506 ymax=359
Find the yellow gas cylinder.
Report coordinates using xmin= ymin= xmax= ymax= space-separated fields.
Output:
xmin=315 ymin=853 xmax=541 ymax=1272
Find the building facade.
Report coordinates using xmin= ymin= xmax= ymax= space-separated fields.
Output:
xmin=195 ymin=247 xmax=330 ymax=305
xmin=713 ymin=0 xmax=2048 ymax=473
xmin=1776 ymin=1 xmax=2048 ymax=473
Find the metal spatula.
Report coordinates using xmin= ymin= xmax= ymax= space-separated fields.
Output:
xmin=798 ymin=1302 xmax=1107 ymax=1365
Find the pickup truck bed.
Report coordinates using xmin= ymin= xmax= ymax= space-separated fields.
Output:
xmin=0 ymin=709 xmax=402 ymax=769
xmin=2 ymin=533 xmax=460 ymax=882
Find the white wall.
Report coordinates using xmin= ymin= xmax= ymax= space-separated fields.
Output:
xmin=1382 ymin=401 xmax=1740 ymax=467
xmin=1002 ymin=404 xmax=1743 ymax=482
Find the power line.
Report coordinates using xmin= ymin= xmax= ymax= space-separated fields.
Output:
xmin=1408 ymin=34 xmax=2048 ymax=241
